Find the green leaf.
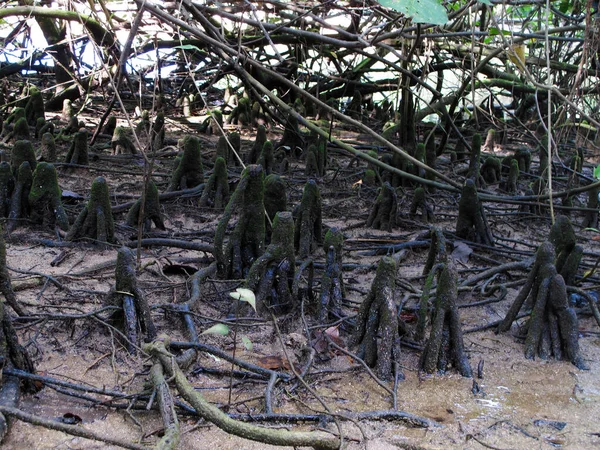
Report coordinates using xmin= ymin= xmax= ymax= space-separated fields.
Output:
xmin=174 ymin=44 xmax=202 ymax=52
xmin=241 ymin=336 xmax=253 ymax=351
xmin=230 ymin=288 xmax=256 ymax=312
xmin=377 ymin=0 xmax=448 ymax=25
xmin=478 ymin=0 xmax=492 ymax=5
xmin=594 ymin=164 xmax=600 ymax=180
xmin=202 ymin=323 xmax=230 ymax=336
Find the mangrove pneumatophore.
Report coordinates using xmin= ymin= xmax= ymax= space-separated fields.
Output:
xmin=66 ymin=176 xmax=115 ymax=243
xmin=350 ymin=256 xmax=402 ymax=381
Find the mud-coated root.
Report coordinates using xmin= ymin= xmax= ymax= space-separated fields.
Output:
xmin=498 ymin=241 xmax=587 ymax=369
xmin=111 ymin=126 xmax=137 ymax=155
xmin=318 ymin=228 xmax=344 ymax=323
xmin=455 ymin=179 xmax=493 ymax=245
xmin=277 ymin=113 xmax=305 ymax=156
xmin=294 ymin=180 xmax=322 ymax=259
xmin=215 ymin=164 xmax=266 ymax=279
xmin=0 ymin=163 xmax=15 ymax=219
xmin=7 ymin=162 xmax=32 ymax=232
xmin=367 ymin=182 xmax=398 ymax=231
xmin=64 ymin=128 xmax=89 ymax=166
xmin=105 ymin=247 xmax=157 ymax=353
xmin=550 ymin=216 xmax=582 ymax=285
xmin=424 ymin=226 xmax=447 ymax=276
xmin=28 ymin=162 xmax=69 ymax=231
xmin=420 ymin=262 xmax=472 ymax=377
xmin=247 ymin=124 xmax=267 ymax=164
xmin=245 ymin=211 xmax=295 ymax=315
xmin=0 ymin=225 xmax=24 ymax=316
xmin=168 ymin=136 xmax=204 ymax=191
xmin=582 ymin=184 xmax=599 ymax=229
xmin=199 ymin=156 xmax=229 ymax=208
xmin=467 ymin=134 xmax=484 ymax=187
xmin=481 ymin=156 xmax=501 ymax=184
xmin=11 ymin=141 xmax=36 ymax=178
xmin=66 ymin=176 xmax=115 ymax=243
xmin=350 ymin=256 xmax=402 ymax=380
xmin=410 ymin=187 xmax=435 ymax=223
xmin=126 ymin=180 xmax=165 ymax=231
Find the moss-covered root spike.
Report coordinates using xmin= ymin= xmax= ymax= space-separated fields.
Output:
xmin=319 ymin=227 xmax=344 ymax=322
xmin=11 ymin=140 xmax=37 ymax=177
xmin=105 ymin=247 xmax=157 ymax=353
xmin=423 ymin=226 xmax=447 ymax=275
xmin=0 ymin=162 xmax=15 ymax=218
xmin=0 ymin=223 xmax=26 ymax=316
xmin=409 ymin=187 xmax=435 ymax=223
xmin=25 ymin=86 xmax=44 ymax=126
xmin=455 ymin=179 xmax=494 ymax=246
xmin=245 ymin=211 xmax=295 ymax=315
xmin=66 ymin=176 xmax=115 ymax=243
xmin=481 ymin=156 xmax=501 ymax=184
xmin=215 ymin=164 xmax=266 ymax=279
xmin=28 ymin=162 xmax=69 ymax=231
xmin=366 ymin=182 xmax=398 ymax=231
xmin=40 ymin=132 xmax=57 ymax=162
xmin=294 ymin=179 xmax=322 ymax=259
xmin=168 ymin=135 xmax=204 ymax=191
xmin=64 ymin=128 xmax=89 ymax=166
xmin=582 ymin=183 xmax=599 ymax=229
xmin=467 ymin=133 xmax=483 ymax=186
xmin=258 ymin=140 xmax=275 ymax=176
xmin=264 ymin=174 xmax=287 ymax=223
xmin=111 ymin=126 xmax=137 ymax=155
xmin=247 ymin=124 xmax=267 ymax=164
xmin=550 ymin=215 xmax=581 ymax=284
xmin=102 ymin=115 xmax=117 ymax=136
xmin=350 ymin=256 xmax=402 ymax=381
xmin=278 ymin=113 xmax=304 ymax=156
xmin=420 ymin=262 xmax=472 ymax=377
xmin=7 ymin=162 xmax=32 ymax=232
xmin=151 ymin=111 xmax=165 ymax=152
xmin=126 ymin=180 xmax=165 ymax=231
xmin=12 ymin=117 xmax=30 ymax=141
xmin=199 ymin=156 xmax=229 ymax=208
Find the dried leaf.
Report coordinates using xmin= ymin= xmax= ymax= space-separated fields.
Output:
xmin=201 ymin=323 xmax=229 ymax=336
xmin=451 ymin=241 xmax=473 ymax=263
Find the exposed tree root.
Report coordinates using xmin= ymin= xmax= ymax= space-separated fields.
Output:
xmin=145 ymin=336 xmax=340 ymax=450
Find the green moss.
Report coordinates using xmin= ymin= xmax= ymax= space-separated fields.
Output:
xmin=28 ymin=162 xmax=69 ymax=230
